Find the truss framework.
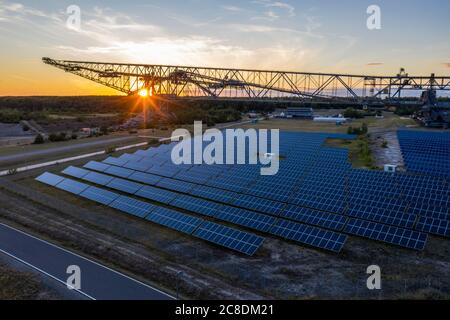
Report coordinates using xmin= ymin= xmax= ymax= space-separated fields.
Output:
xmin=43 ymin=58 xmax=450 ymax=104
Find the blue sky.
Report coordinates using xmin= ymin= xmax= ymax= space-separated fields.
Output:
xmin=0 ymin=0 xmax=449 ymax=95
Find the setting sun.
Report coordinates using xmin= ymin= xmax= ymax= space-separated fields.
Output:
xmin=138 ymin=88 xmax=149 ymax=97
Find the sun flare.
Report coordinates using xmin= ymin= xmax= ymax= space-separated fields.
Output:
xmin=138 ymin=89 xmax=149 ymax=97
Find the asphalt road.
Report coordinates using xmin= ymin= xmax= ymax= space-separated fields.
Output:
xmin=0 ymin=223 xmax=175 ymax=300
xmin=0 ymin=135 xmax=140 ymax=165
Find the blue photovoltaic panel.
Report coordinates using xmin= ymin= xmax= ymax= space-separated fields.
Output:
xmin=174 ymin=171 xmax=211 ymax=184
xmin=84 ymin=161 xmax=110 ymax=172
xmin=55 ymin=178 xmax=89 ymax=195
xmin=415 ymin=216 xmax=450 ymax=238
xmin=104 ymin=166 xmax=134 ymax=178
xmin=214 ymin=206 xmax=276 ymax=233
xmin=124 ymin=161 xmax=153 ymax=172
xmin=135 ymin=185 xmax=178 ymax=204
xmin=35 ymin=172 xmax=64 ymax=186
xmin=269 ymin=219 xmax=347 ymax=253
xmin=106 ymin=178 xmax=143 ymax=194
xmin=146 ymin=207 xmax=203 ymax=234
xmin=347 ymin=203 xmax=415 ymax=229
xmin=193 ymin=221 xmax=264 ymax=256
xmin=62 ymin=166 xmax=90 ymax=179
xmin=83 ymin=171 xmax=114 ymax=186
xmin=232 ymin=194 xmax=286 ymax=216
xmin=119 ymin=153 xmax=143 ymax=162
xmin=170 ymin=195 xmax=222 ymax=217
xmin=103 ymin=157 xmax=129 ymax=167
xmin=79 ymin=186 xmax=119 ymax=205
xmin=147 ymin=164 xmax=180 ymax=177
xmin=188 ymin=185 xmax=238 ymax=204
xmin=128 ymin=172 xmax=161 ymax=186
xmin=280 ymin=205 xmax=347 ymax=231
xmin=109 ymin=195 xmax=155 ymax=218
xmin=156 ymin=178 xmax=195 ymax=193
xmin=344 ymin=218 xmax=427 ymax=250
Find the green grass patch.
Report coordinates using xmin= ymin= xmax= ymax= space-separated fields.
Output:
xmin=325 ymin=135 xmax=376 ymax=169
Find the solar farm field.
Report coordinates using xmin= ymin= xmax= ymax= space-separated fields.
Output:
xmin=35 ymin=131 xmax=450 ymax=257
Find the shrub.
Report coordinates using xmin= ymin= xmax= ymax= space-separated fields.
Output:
xmin=100 ymin=126 xmax=109 ymax=135
xmin=348 ymin=123 xmax=368 ymax=135
xmin=48 ymin=132 xmax=67 ymax=142
xmin=105 ymin=146 xmax=116 ymax=154
xmin=48 ymin=133 xmax=58 ymax=142
xmin=361 ymin=123 xmax=368 ymax=134
xmin=343 ymin=108 xmax=364 ymax=119
xmin=382 ymin=140 xmax=388 ymax=148
xmin=7 ymin=168 xmax=18 ymax=175
xmin=34 ymin=134 xmax=45 ymax=144
xmin=71 ymin=133 xmax=78 ymax=140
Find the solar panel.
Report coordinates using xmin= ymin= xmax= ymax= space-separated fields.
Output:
xmin=346 ymin=204 xmax=415 ymax=229
xmin=170 ymin=195 xmax=222 ymax=217
xmin=104 ymin=166 xmax=134 ymax=178
xmin=188 ymin=185 xmax=238 ymax=204
xmin=269 ymin=219 xmax=347 ymax=253
xmin=106 ymin=178 xmax=143 ymax=194
xmin=175 ymin=171 xmax=211 ymax=184
xmin=147 ymin=164 xmax=181 ymax=177
xmin=128 ymin=172 xmax=161 ymax=186
xmin=55 ymin=178 xmax=89 ymax=195
xmin=156 ymin=178 xmax=195 ymax=193
xmin=35 ymin=172 xmax=65 ymax=186
xmin=62 ymin=166 xmax=90 ymax=179
xmin=232 ymin=194 xmax=286 ymax=216
xmin=84 ymin=161 xmax=110 ymax=172
xmin=103 ymin=157 xmax=129 ymax=167
xmin=79 ymin=186 xmax=119 ymax=205
xmin=280 ymin=205 xmax=347 ymax=231
xmin=193 ymin=221 xmax=264 ymax=256
xmin=83 ymin=171 xmax=114 ymax=186
xmin=415 ymin=216 xmax=450 ymax=238
xmin=124 ymin=161 xmax=153 ymax=172
xmin=119 ymin=153 xmax=143 ymax=162
xmin=135 ymin=185 xmax=178 ymax=204
xmin=146 ymin=207 xmax=203 ymax=234
xmin=344 ymin=218 xmax=427 ymax=250
xmin=109 ymin=195 xmax=155 ymax=218
xmin=214 ymin=206 xmax=276 ymax=233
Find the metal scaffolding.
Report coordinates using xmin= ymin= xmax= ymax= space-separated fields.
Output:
xmin=43 ymin=57 xmax=450 ymax=105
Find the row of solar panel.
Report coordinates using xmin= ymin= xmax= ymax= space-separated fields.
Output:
xmin=398 ymin=130 xmax=450 ymax=177
xmin=63 ymin=163 xmax=438 ymax=250
xmin=96 ymin=157 xmax=450 ymax=235
xmin=36 ymin=172 xmax=263 ymax=256
xmin=87 ymin=157 xmax=450 ymax=239
xmin=60 ymin=166 xmax=349 ymax=252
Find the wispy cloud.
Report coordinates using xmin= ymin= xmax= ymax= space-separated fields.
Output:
xmin=443 ymin=63 xmax=450 ymax=68
xmin=252 ymin=0 xmax=296 ymax=17
xmin=0 ymin=1 xmax=62 ymax=22
xmin=221 ymin=5 xmax=243 ymax=12
xmin=367 ymin=62 xmax=384 ymax=66
xmin=168 ymin=14 xmax=222 ymax=28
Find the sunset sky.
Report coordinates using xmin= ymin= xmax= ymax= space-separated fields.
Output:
xmin=0 ymin=0 xmax=449 ymax=96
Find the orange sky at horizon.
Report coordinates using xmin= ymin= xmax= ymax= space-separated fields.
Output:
xmin=0 ymin=1 xmax=449 ymax=96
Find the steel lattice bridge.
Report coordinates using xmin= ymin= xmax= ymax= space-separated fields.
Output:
xmin=43 ymin=57 xmax=450 ymax=106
